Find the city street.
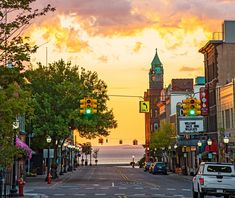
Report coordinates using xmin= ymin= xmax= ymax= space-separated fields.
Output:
xmin=23 ymin=165 xmax=195 ymax=198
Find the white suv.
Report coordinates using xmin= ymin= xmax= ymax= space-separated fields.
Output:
xmin=192 ymin=162 xmax=235 ymax=198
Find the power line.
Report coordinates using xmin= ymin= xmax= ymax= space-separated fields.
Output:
xmin=109 ymin=94 xmax=144 ymax=99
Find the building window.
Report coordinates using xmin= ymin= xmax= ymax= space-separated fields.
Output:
xmin=225 ymin=109 xmax=230 ymax=129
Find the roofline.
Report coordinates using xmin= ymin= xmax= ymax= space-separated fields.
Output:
xmin=199 ymin=40 xmax=223 ymax=53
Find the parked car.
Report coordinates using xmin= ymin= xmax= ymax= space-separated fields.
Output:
xmin=152 ymin=162 xmax=167 ymax=175
xmin=143 ymin=162 xmax=152 ymax=172
xmin=192 ymin=162 xmax=235 ymax=198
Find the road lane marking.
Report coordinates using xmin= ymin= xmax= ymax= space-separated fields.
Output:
xmin=182 ymin=188 xmax=190 ymax=191
xmin=132 ymin=194 xmax=146 ymax=196
xmin=85 ymin=187 xmax=94 ymax=189
xmin=52 ymin=194 xmax=65 ymax=196
xmin=100 ymin=187 xmax=109 ymax=189
xmin=135 ymin=187 xmax=144 ymax=189
xmin=74 ymin=194 xmax=85 ymax=196
xmin=150 ymin=187 xmax=159 ymax=190
xmin=119 ymin=187 xmax=127 ymax=189
xmin=95 ymin=193 xmax=106 ymax=196
xmin=167 ymin=188 xmax=176 ymax=191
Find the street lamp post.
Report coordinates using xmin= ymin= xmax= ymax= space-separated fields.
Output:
xmin=197 ymin=140 xmax=202 ymax=166
xmin=46 ymin=136 xmax=52 ymax=183
xmin=223 ymin=136 xmax=229 ymax=163
xmin=67 ymin=145 xmax=72 ymax=171
xmin=168 ymin=145 xmax=172 ymax=171
xmin=207 ymin=138 xmax=212 ymax=162
xmin=173 ymin=144 xmax=178 ymax=172
xmin=132 ymin=155 xmax=135 ymax=168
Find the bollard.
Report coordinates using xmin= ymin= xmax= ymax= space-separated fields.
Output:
xmin=18 ymin=177 xmax=25 ymax=196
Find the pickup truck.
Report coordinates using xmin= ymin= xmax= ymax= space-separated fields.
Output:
xmin=192 ymin=162 xmax=235 ymax=198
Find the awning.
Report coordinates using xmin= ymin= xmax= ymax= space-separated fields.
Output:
xmin=16 ymin=137 xmax=32 ymax=159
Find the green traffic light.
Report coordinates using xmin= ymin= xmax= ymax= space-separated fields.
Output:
xmin=85 ymin=108 xmax=92 ymax=114
xmin=189 ymin=109 xmax=195 ymax=115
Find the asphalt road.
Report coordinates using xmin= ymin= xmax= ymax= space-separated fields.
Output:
xmin=24 ymin=165 xmax=221 ymax=198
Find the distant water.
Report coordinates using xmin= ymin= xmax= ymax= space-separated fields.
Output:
xmin=91 ymin=145 xmax=145 ymax=164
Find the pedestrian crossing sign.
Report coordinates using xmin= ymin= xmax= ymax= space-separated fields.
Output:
xmin=139 ymin=101 xmax=150 ymax=113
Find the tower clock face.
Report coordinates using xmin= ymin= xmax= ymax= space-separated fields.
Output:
xmin=155 ymin=66 xmax=162 ymax=74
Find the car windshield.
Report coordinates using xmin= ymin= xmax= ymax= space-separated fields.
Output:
xmin=156 ymin=163 xmax=165 ymax=167
xmin=207 ymin=165 xmax=232 ymax=173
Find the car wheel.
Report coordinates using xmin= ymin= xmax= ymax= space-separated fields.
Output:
xmin=192 ymin=190 xmax=198 ymax=198
xmin=224 ymin=195 xmax=230 ymax=198
xmin=197 ymin=186 xmax=204 ymax=198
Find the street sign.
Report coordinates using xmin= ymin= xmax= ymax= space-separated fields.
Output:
xmin=139 ymin=101 xmax=150 ymax=113
xmin=179 ymin=116 xmax=205 ymax=133
xmin=43 ymin=149 xmax=54 ymax=158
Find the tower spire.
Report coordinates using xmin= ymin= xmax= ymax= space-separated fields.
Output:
xmin=151 ymin=48 xmax=162 ymax=68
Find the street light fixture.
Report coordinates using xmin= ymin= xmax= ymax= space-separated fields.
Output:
xmin=46 ymin=136 xmax=51 ymax=183
xmin=174 ymin=144 xmax=178 ymax=149
xmin=132 ymin=155 xmax=135 ymax=168
xmin=197 ymin=140 xmax=202 ymax=164
xmin=223 ymin=136 xmax=229 ymax=163
xmin=207 ymin=138 xmax=212 ymax=162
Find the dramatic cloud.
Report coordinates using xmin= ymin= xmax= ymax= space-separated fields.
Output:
xmin=28 ymin=0 xmax=235 ymax=55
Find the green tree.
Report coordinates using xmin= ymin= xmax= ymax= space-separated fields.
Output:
xmin=150 ymin=121 xmax=175 ymax=150
xmin=0 ymin=0 xmax=55 ymax=70
xmin=27 ymin=60 xmax=117 ymax=160
xmin=0 ymin=0 xmax=54 ymax=167
xmin=0 ymin=83 xmax=32 ymax=166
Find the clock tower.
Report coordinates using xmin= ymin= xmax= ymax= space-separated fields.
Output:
xmin=148 ymin=48 xmax=164 ymax=133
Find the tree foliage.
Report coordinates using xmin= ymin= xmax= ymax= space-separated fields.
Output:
xmin=0 ymin=0 xmax=55 ymax=69
xmin=26 ymin=60 xmax=117 ymax=153
xmin=150 ymin=121 xmax=175 ymax=150
xmin=0 ymin=0 xmax=54 ymax=167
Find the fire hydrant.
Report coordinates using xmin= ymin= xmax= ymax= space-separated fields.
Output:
xmin=18 ymin=177 xmax=25 ymax=196
xmin=47 ymin=172 xmax=52 ymax=184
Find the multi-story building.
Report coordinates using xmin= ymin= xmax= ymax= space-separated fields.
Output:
xmin=199 ymin=20 xmax=235 ymax=134
xmin=216 ymin=79 xmax=235 ymax=162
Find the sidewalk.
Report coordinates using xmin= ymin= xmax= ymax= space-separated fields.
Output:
xmin=14 ymin=171 xmax=75 ymax=198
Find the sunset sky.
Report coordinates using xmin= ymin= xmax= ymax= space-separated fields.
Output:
xmin=26 ymin=0 xmax=235 ymax=146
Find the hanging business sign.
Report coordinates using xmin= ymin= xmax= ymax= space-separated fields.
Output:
xmin=179 ymin=116 xmax=205 ymax=133
xmin=200 ymin=87 xmax=209 ymax=116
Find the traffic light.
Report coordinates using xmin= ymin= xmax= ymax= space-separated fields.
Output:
xmin=188 ymin=97 xmax=201 ymax=116
xmin=80 ymin=98 xmax=86 ymax=114
xmin=188 ymin=98 xmax=196 ymax=116
xmin=80 ymin=97 xmax=98 ymax=115
xmin=91 ymin=98 xmax=97 ymax=113
xmin=85 ymin=97 xmax=92 ymax=114
xmin=194 ymin=98 xmax=201 ymax=115
xmin=182 ymin=98 xmax=190 ymax=116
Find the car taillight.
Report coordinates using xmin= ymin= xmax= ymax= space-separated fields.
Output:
xmin=199 ymin=177 xmax=204 ymax=185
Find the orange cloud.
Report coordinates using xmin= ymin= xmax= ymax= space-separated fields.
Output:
xmin=133 ymin=42 xmax=143 ymax=53
xmin=27 ymin=0 xmax=235 ymax=52
xmin=98 ymin=55 xmax=108 ymax=63
xmin=25 ymin=16 xmax=89 ymax=53
xmin=179 ymin=66 xmax=202 ymax=72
